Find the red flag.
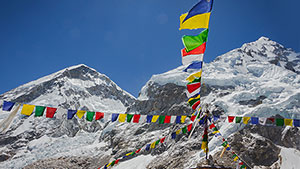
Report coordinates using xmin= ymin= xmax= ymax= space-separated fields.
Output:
xmin=160 ymin=137 xmax=166 ymax=143
xmin=267 ymin=117 xmax=275 ymax=123
xmin=228 ymin=116 xmax=235 ymax=123
xmin=133 ymin=114 xmax=140 ymax=123
xmin=181 ymin=42 xmax=206 ymax=57
xmin=115 ymin=159 xmax=119 ymax=164
xmin=209 ymin=123 xmax=216 ymax=129
xmin=187 ymin=83 xmax=201 ymax=93
xmin=191 ymin=115 xmax=196 ymax=121
xmin=135 ymin=148 xmax=141 ymax=154
xmin=164 ymin=116 xmax=171 ymax=123
xmin=95 ymin=112 xmax=104 ymax=120
xmin=192 ymin=100 xmax=200 ymax=110
xmin=187 ymin=123 xmax=193 ymax=132
xmin=46 ymin=107 xmax=56 ymax=118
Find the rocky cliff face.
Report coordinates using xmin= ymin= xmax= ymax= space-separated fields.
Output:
xmin=0 ymin=37 xmax=299 ymax=169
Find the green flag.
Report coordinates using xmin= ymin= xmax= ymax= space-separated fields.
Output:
xmin=182 ymin=126 xmax=187 ymax=134
xmin=276 ymin=118 xmax=284 ymax=126
xmin=35 ymin=106 xmax=45 ymax=117
xmin=155 ymin=140 xmax=160 ymax=145
xmin=182 ymin=29 xmax=208 ymax=52
xmin=127 ymin=114 xmax=134 ymax=122
xmin=159 ymin=115 xmax=165 ymax=124
xmin=222 ymin=141 xmax=228 ymax=147
xmin=235 ymin=117 xmax=242 ymax=123
xmin=86 ymin=111 xmax=95 ymax=122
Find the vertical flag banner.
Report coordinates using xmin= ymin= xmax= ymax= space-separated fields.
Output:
xmin=182 ymin=29 xmax=209 ymax=52
xmin=179 ymin=0 xmax=213 ymax=30
xmin=181 ymin=43 xmax=205 ymax=65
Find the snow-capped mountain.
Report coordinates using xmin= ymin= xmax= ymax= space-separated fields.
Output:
xmin=0 ymin=37 xmax=299 ymax=169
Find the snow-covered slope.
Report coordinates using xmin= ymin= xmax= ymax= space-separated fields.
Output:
xmin=0 ymin=37 xmax=299 ymax=169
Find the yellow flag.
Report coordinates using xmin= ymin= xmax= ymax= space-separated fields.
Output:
xmin=243 ymin=117 xmax=251 ymax=124
xmin=76 ymin=110 xmax=86 ymax=119
xmin=176 ymin=129 xmax=181 ymax=135
xmin=152 ymin=115 xmax=159 ymax=122
xmin=234 ymin=156 xmax=239 ymax=161
xmin=188 ymin=95 xmax=200 ymax=102
xmin=179 ymin=12 xmax=211 ymax=30
xmin=212 ymin=130 xmax=219 ymax=134
xmin=201 ymin=141 xmax=208 ymax=150
xmin=186 ymin=70 xmax=202 ymax=82
xmin=126 ymin=152 xmax=132 ymax=156
xmin=150 ymin=141 xmax=156 ymax=149
xmin=21 ymin=104 xmax=35 ymax=116
xmin=284 ymin=119 xmax=293 ymax=126
xmin=181 ymin=116 xmax=187 ymax=123
xmin=118 ymin=114 xmax=127 ymax=123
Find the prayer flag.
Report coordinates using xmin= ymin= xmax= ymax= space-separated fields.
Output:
xmin=276 ymin=118 xmax=284 ymax=126
xmin=251 ymin=117 xmax=259 ymax=124
xmin=46 ymin=107 xmax=56 ymax=118
xmin=201 ymin=141 xmax=208 ymax=150
xmin=182 ymin=29 xmax=209 ymax=52
xmin=186 ymin=70 xmax=202 ymax=82
xmin=183 ymin=61 xmax=203 ymax=72
xmin=111 ymin=160 xmax=115 ymax=166
xmin=187 ymin=123 xmax=193 ymax=132
xmin=155 ymin=140 xmax=160 ymax=145
xmin=228 ymin=116 xmax=235 ymax=123
xmin=164 ymin=115 xmax=171 ymax=123
xmin=133 ymin=114 xmax=140 ymax=123
xmin=86 ymin=111 xmax=95 ymax=122
xmin=2 ymin=101 xmax=15 ymax=111
xmin=209 ymin=123 xmax=215 ymax=129
xmin=181 ymin=43 xmax=205 ymax=65
xmin=192 ymin=100 xmax=200 ymax=110
xmin=284 ymin=119 xmax=293 ymax=126
xmin=234 ymin=156 xmax=239 ymax=161
xmin=147 ymin=115 xmax=153 ymax=123
xmin=119 ymin=114 xmax=127 ymax=123
xmin=188 ymin=94 xmax=200 ymax=106
xmin=21 ymin=104 xmax=35 ymax=116
xmin=115 ymin=159 xmax=119 ymax=165
xmin=150 ymin=141 xmax=156 ymax=149
xmin=259 ymin=117 xmax=267 ymax=125
xmin=191 ymin=115 xmax=196 ymax=121
xmin=213 ymin=115 xmax=220 ymax=121
xmin=294 ymin=119 xmax=300 ymax=127
xmin=176 ymin=129 xmax=181 ymax=135
xmin=179 ymin=0 xmax=213 ymax=30
xmin=76 ymin=110 xmax=86 ymax=119
xmin=181 ymin=116 xmax=187 ymax=123
xmin=145 ymin=144 xmax=150 ymax=151
xmin=182 ymin=126 xmax=187 ymax=134
xmin=267 ymin=118 xmax=275 ymax=123
xmin=176 ymin=116 xmax=181 ymax=124
xmin=171 ymin=132 xmax=176 ymax=139
xmin=67 ymin=110 xmax=77 ymax=120
xmin=135 ymin=148 xmax=141 ymax=154
xmin=187 ymin=82 xmax=201 ymax=93
xmin=35 ymin=106 xmax=45 ymax=117
xmin=152 ymin=115 xmax=159 ymax=123
xmin=160 ymin=137 xmax=166 ymax=143
xmin=127 ymin=114 xmax=134 ymax=122
xmin=159 ymin=115 xmax=165 ymax=124
xmin=112 ymin=113 xmax=119 ymax=122
xmin=243 ymin=117 xmax=250 ymax=124
xmin=95 ymin=112 xmax=104 ymax=120
xmin=222 ymin=141 xmax=228 ymax=147
xmin=235 ymin=117 xmax=242 ymax=123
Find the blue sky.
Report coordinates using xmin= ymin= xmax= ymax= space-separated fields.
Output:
xmin=0 ymin=0 xmax=299 ymax=97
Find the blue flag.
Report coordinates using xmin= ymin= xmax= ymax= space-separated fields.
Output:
xmin=145 ymin=144 xmax=150 ymax=151
xmin=182 ymin=0 xmax=214 ymax=23
xmin=146 ymin=115 xmax=153 ymax=123
xmin=293 ymin=119 xmax=300 ymax=127
xmin=67 ymin=110 xmax=77 ymax=120
xmin=251 ymin=117 xmax=259 ymax=124
xmin=175 ymin=116 xmax=181 ymax=124
xmin=171 ymin=132 xmax=176 ymax=139
xmin=183 ymin=61 xmax=202 ymax=72
xmin=213 ymin=115 xmax=220 ymax=121
xmin=111 ymin=113 xmax=119 ymax=122
xmin=3 ymin=101 xmax=15 ymax=111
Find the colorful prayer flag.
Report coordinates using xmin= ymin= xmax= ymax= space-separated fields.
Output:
xmin=160 ymin=137 xmax=166 ymax=143
xmin=294 ymin=119 xmax=300 ymax=127
xmin=187 ymin=123 xmax=193 ymax=132
xmin=133 ymin=114 xmax=140 ymax=123
xmin=251 ymin=117 xmax=259 ymax=124
xmin=228 ymin=116 xmax=235 ymax=123
xmin=171 ymin=132 xmax=176 ymax=139
xmin=111 ymin=113 xmax=119 ymax=122
xmin=2 ymin=101 xmax=15 ymax=111
xmin=35 ymin=106 xmax=45 ymax=117
xmin=164 ymin=116 xmax=171 ymax=123
xmin=145 ymin=144 xmax=150 ymax=151
xmin=176 ymin=129 xmax=181 ymax=135
xmin=182 ymin=126 xmax=187 ymax=134
xmin=182 ymin=29 xmax=209 ymax=52
xmin=147 ymin=115 xmax=153 ymax=123
xmin=187 ymin=82 xmax=201 ymax=93
xmin=76 ymin=110 xmax=86 ymax=119
xmin=150 ymin=141 xmax=156 ymax=149
xmin=181 ymin=43 xmax=206 ymax=65
xmin=176 ymin=116 xmax=181 ymax=124
xmin=191 ymin=115 xmax=196 ymax=121
xmin=243 ymin=117 xmax=250 ymax=124
xmin=86 ymin=111 xmax=95 ymax=122
xmin=95 ymin=112 xmax=104 ymax=120
xmin=179 ymin=0 xmax=213 ymax=30
xmin=119 ymin=114 xmax=127 ymax=123
xmin=209 ymin=123 xmax=215 ymax=129
xmin=127 ymin=114 xmax=134 ymax=122
xmin=183 ymin=61 xmax=203 ymax=72
xmin=152 ymin=115 xmax=159 ymax=123
xmin=235 ymin=117 xmax=242 ymax=123
xmin=186 ymin=70 xmax=202 ymax=82
xmin=46 ymin=107 xmax=56 ymax=118
xmin=21 ymin=104 xmax=35 ymax=116
xmin=276 ymin=118 xmax=284 ymax=126
xmin=67 ymin=110 xmax=77 ymax=120
xmin=284 ymin=119 xmax=293 ymax=126
xmin=159 ymin=115 xmax=165 ymax=124
xmin=181 ymin=116 xmax=187 ymax=123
